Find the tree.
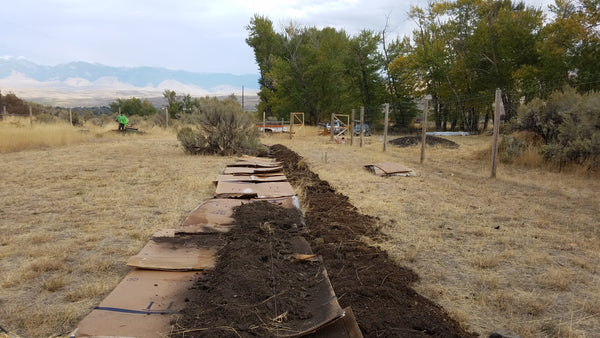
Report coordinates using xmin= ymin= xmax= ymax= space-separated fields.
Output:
xmin=110 ymin=97 xmax=157 ymax=116
xmin=246 ymin=15 xmax=284 ymax=118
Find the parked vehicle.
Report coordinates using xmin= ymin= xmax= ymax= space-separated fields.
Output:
xmin=326 ymin=120 xmax=345 ymax=134
xmin=354 ymin=123 xmax=371 ymax=136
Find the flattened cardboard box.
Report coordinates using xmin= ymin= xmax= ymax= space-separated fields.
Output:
xmin=126 ymin=237 xmax=217 ymax=271
xmin=227 ymin=158 xmax=282 ymax=168
xmin=364 ymin=162 xmax=416 ymax=177
xmin=179 ymin=197 xmax=300 ymax=233
xmin=221 ymin=166 xmax=283 ymax=175
xmin=215 ymin=174 xmax=288 ymax=183
xmin=278 ymin=236 xmax=345 ymax=337
xmin=304 ymin=307 xmax=363 ymax=338
xmin=215 ymin=181 xmax=296 ymax=199
xmin=75 ymin=269 xmax=200 ymax=337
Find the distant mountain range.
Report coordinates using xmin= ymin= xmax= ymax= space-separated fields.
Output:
xmin=0 ymin=58 xmax=260 ymax=109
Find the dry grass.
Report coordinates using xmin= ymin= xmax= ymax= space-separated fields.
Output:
xmin=1 ymin=123 xmax=598 ymax=337
xmin=266 ymin=127 xmax=600 ymax=337
xmin=0 ymin=118 xmax=94 ymax=152
xmin=0 ymin=123 xmax=232 ymax=337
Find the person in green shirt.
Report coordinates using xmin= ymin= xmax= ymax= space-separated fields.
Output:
xmin=117 ymin=112 xmax=129 ymax=132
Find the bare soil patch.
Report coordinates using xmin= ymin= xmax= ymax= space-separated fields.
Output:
xmin=389 ymin=135 xmax=459 ymax=148
xmin=174 ymin=144 xmax=475 ymax=337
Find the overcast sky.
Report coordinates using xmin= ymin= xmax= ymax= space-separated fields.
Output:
xmin=1 ymin=0 xmax=555 ymax=76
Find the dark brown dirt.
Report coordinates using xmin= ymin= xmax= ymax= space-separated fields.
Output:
xmin=389 ymin=135 xmax=459 ymax=148
xmin=172 ymin=145 xmax=476 ymax=338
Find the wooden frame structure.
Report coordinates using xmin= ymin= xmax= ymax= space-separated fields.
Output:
xmin=289 ymin=112 xmax=305 ymax=138
xmin=329 ymin=113 xmax=350 ymax=141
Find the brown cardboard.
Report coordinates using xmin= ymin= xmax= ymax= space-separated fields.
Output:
xmin=304 ymin=307 xmax=363 ymax=338
xmin=215 ymin=174 xmax=288 ymax=183
xmin=178 ymin=197 xmax=300 ymax=234
xmin=277 ymin=236 xmax=345 ymax=337
xmin=126 ymin=238 xmax=217 ymax=271
xmin=180 ymin=198 xmax=247 ymax=229
xmin=221 ymin=166 xmax=283 ymax=175
xmin=227 ymin=158 xmax=281 ymax=168
xmin=75 ymin=269 xmax=200 ymax=337
xmin=364 ymin=162 xmax=417 ymax=177
xmin=215 ymin=181 xmax=296 ymax=199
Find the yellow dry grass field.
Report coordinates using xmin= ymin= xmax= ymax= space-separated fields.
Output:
xmin=0 ymin=122 xmax=232 ymax=337
xmin=0 ymin=122 xmax=598 ymax=337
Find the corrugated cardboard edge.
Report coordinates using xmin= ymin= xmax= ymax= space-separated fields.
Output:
xmin=303 ymin=307 xmax=363 ymax=338
xmin=75 ymin=270 xmax=200 ymax=337
xmin=126 ymin=239 xmax=217 ymax=271
xmin=214 ymin=181 xmax=296 ymax=199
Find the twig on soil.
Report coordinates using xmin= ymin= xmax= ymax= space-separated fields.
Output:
xmin=171 ymin=326 xmax=242 ymax=337
xmin=355 ymin=268 xmax=363 ymax=286
xmin=380 ymin=273 xmax=392 ymax=287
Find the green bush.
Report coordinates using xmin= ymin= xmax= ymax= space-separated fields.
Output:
xmin=177 ymin=96 xmax=265 ymax=156
xmin=516 ymin=88 xmax=600 ymax=170
xmin=500 ymin=135 xmax=527 ymax=163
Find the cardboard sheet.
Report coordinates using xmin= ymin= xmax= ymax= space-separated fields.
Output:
xmin=75 ymin=269 xmax=200 ymax=338
xmin=364 ymin=162 xmax=417 ymax=177
xmin=178 ymin=197 xmax=300 ymax=233
xmin=126 ymin=238 xmax=217 ymax=271
xmin=221 ymin=166 xmax=283 ymax=175
xmin=278 ymin=236 xmax=345 ymax=337
xmin=180 ymin=198 xmax=247 ymax=231
xmin=304 ymin=307 xmax=363 ymax=338
xmin=227 ymin=158 xmax=281 ymax=168
xmin=215 ymin=174 xmax=288 ymax=183
xmin=215 ymin=181 xmax=296 ymax=199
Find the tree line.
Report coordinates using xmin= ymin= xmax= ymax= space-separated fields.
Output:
xmin=245 ymin=0 xmax=599 ymax=133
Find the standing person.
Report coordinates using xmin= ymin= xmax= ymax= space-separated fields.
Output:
xmin=117 ymin=112 xmax=129 ymax=132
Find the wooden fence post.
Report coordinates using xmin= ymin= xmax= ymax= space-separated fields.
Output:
xmin=350 ymin=109 xmax=355 ymax=146
xmin=491 ymin=88 xmax=504 ymax=178
xmin=330 ymin=113 xmax=335 ymax=141
xmin=165 ymin=107 xmax=169 ymax=129
xmin=383 ymin=103 xmax=389 ymax=152
xmin=29 ymin=105 xmax=33 ymax=127
xmin=262 ymin=111 xmax=266 ymax=136
xmin=360 ymin=107 xmax=364 ymax=147
xmin=69 ymin=108 xmax=73 ymax=126
xmin=420 ymin=97 xmax=429 ymax=164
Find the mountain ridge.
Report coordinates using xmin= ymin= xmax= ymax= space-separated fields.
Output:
xmin=0 ymin=58 xmax=260 ymax=108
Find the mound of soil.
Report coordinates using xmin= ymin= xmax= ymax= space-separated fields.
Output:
xmin=173 ymin=145 xmax=475 ymax=337
xmin=389 ymin=135 xmax=459 ymax=148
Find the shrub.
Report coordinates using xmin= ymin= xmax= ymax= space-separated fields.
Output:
xmin=500 ymin=135 xmax=527 ymax=163
xmin=177 ymin=96 xmax=265 ymax=156
xmin=516 ymin=88 xmax=600 ymax=170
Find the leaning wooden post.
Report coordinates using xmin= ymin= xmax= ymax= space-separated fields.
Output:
xmin=360 ymin=106 xmax=364 ymax=147
xmin=491 ymin=88 xmax=504 ymax=178
xmin=69 ymin=107 xmax=73 ymax=126
xmin=420 ymin=97 xmax=430 ymax=164
xmin=383 ymin=103 xmax=389 ymax=152
xmin=350 ymin=109 xmax=355 ymax=146
xmin=330 ymin=113 xmax=335 ymax=141
xmin=29 ymin=105 xmax=33 ymax=127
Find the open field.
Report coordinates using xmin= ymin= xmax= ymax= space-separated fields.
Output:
xmin=268 ymin=129 xmax=600 ymax=337
xmin=0 ymin=124 xmax=598 ymax=337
